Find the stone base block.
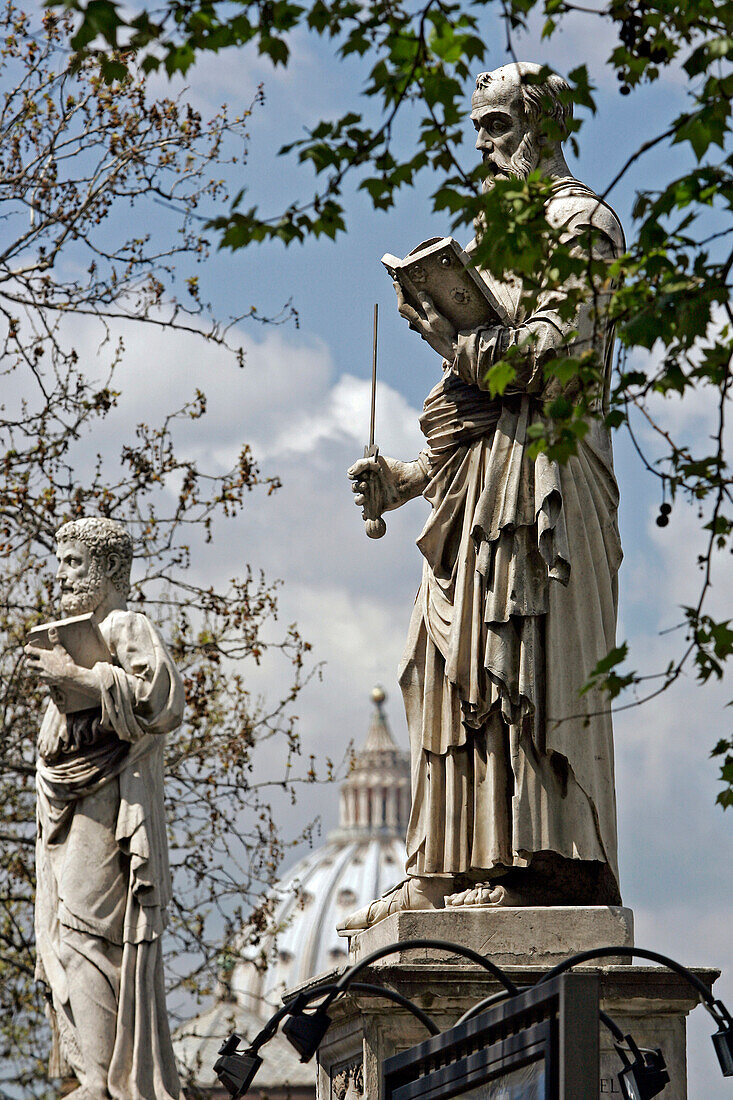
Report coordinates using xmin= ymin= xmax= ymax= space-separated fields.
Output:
xmin=345 ymin=905 xmax=635 ymax=967
xmin=282 ymin=908 xmax=719 ymax=1100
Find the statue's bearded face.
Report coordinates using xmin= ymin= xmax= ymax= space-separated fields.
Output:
xmin=56 ymin=539 xmax=108 ymax=616
xmin=472 ymin=88 xmax=539 ymax=191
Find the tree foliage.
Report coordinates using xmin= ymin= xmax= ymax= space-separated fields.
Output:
xmin=53 ymin=0 xmax=733 ymax=805
xmin=0 ymin=8 xmax=323 ymax=1095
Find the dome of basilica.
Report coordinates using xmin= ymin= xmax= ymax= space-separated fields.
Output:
xmin=175 ymin=687 xmax=410 ymax=1094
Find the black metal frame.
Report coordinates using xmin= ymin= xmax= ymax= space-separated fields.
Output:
xmin=213 ymin=937 xmax=733 ymax=1098
xmin=387 ymin=1020 xmax=553 ymax=1100
xmin=382 ymin=973 xmax=599 ymax=1100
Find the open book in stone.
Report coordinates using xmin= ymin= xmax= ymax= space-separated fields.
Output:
xmin=382 ymin=237 xmax=510 ymax=332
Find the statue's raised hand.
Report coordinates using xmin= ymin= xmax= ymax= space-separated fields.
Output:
xmin=348 ymin=454 xmax=429 ymax=535
xmin=24 ymin=626 xmax=100 ymax=703
xmin=393 ymin=279 xmax=457 ymax=360
xmin=349 ymin=454 xmax=402 ymax=522
xmin=24 ymin=627 xmax=80 ymax=688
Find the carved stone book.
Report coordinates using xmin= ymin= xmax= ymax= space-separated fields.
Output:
xmin=382 ymin=237 xmax=510 ymax=332
xmin=27 ymin=612 xmax=112 ymax=713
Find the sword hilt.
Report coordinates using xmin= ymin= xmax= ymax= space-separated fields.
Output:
xmin=362 ymin=444 xmax=386 ymax=540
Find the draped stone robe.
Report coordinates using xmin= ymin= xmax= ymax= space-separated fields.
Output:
xmin=399 ymin=179 xmax=625 ymax=894
xmin=35 ymin=608 xmax=184 ymax=1099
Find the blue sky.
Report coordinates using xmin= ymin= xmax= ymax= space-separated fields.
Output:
xmin=27 ymin=3 xmax=733 ymax=1093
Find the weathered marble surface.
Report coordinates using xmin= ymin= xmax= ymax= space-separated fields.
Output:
xmin=25 ymin=517 xmax=184 ymax=1100
xmin=346 ymin=62 xmax=626 ymax=929
xmin=345 ymin=906 xmax=635 ymax=966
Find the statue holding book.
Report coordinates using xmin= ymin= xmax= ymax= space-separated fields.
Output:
xmin=342 ymin=62 xmax=625 ymax=932
xmin=24 ymin=517 xmax=184 ymax=1100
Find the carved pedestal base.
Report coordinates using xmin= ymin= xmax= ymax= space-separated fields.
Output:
xmin=285 ymin=908 xmax=718 ymax=1100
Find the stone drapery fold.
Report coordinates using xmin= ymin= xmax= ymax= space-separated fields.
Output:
xmin=400 ymin=180 xmax=624 ymax=886
xmin=35 ymin=609 xmax=184 ymax=1099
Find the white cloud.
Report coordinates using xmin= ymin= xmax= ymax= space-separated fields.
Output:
xmin=66 ymin=320 xmax=422 ymax=468
xmin=156 ymin=26 xmax=345 ymax=123
xmin=44 ymin=314 xmax=426 ymax=759
xmin=259 ymin=371 xmax=423 ymax=459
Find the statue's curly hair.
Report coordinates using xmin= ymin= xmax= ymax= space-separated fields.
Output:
xmin=474 ymin=64 xmax=572 ymax=141
xmin=55 ymin=517 xmax=133 ymax=597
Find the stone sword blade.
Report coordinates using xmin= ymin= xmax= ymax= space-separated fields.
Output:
xmin=363 ymin=302 xmax=386 ymax=539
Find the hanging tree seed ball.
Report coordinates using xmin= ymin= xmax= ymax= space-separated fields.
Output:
xmin=660 ymin=502 xmax=672 ymax=516
xmin=656 ymin=512 xmax=669 ymax=527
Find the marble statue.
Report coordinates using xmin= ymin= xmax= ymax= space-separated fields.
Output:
xmin=343 ymin=63 xmax=625 ymax=932
xmin=25 ymin=517 xmax=184 ymax=1099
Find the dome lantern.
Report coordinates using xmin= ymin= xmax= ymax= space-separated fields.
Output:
xmin=336 ymin=686 xmax=410 ymax=838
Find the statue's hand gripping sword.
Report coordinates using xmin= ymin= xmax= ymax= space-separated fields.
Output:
xmin=362 ymin=303 xmax=386 ymax=540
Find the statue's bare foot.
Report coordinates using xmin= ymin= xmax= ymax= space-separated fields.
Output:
xmin=445 ymin=883 xmax=515 ymax=907
xmin=337 ymin=876 xmax=447 ymax=935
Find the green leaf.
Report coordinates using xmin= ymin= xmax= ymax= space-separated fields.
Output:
xmin=484 ymin=359 xmax=516 ymax=397
xmin=98 ymin=55 xmax=128 ymax=82
xmin=70 ymin=0 xmax=123 ymax=49
xmin=591 ymin=644 xmax=629 ymax=677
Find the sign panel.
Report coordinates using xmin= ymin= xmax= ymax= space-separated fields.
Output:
xmin=383 ymin=973 xmax=599 ymax=1100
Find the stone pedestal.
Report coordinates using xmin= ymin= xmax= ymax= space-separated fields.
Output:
xmin=288 ymin=908 xmax=719 ymax=1100
xmin=345 ymin=906 xmax=635 ymax=967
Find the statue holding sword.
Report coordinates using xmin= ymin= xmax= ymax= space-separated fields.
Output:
xmin=343 ymin=61 xmax=625 ymax=932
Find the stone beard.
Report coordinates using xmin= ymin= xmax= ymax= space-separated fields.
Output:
xmin=345 ymin=62 xmax=626 ymax=931
xmin=482 ymin=129 xmax=538 ymax=185
xmin=29 ymin=517 xmax=185 ymax=1100
xmin=59 ymin=554 xmax=107 ymax=616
